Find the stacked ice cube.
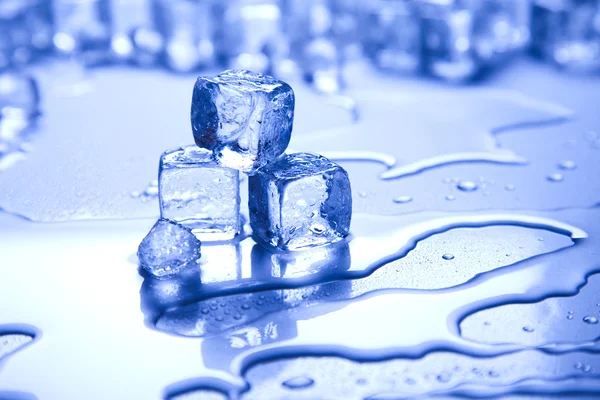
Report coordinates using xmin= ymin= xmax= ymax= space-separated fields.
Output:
xmin=138 ymin=69 xmax=352 ymax=278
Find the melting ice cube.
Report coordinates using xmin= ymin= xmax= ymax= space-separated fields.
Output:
xmin=191 ymin=69 xmax=295 ymax=173
xmin=249 ymin=152 xmax=352 ymax=250
xmin=159 ymin=145 xmax=241 ymax=240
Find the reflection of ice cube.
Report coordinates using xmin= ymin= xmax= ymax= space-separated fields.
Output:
xmin=159 ymin=145 xmax=241 ymax=240
xmin=251 ymin=240 xmax=351 ymax=280
xmin=191 ymin=70 xmax=295 ymax=173
xmin=137 ymin=219 xmax=202 ymax=278
xmin=153 ymin=0 xmax=214 ymax=72
xmin=360 ymin=0 xmax=422 ymax=73
xmin=199 ymin=243 xmax=242 ymax=285
xmin=249 ymin=153 xmax=352 ymax=250
xmin=531 ymin=0 xmax=600 ymax=72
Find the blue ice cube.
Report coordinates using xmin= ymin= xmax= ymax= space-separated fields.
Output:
xmin=0 ymin=72 xmax=39 ymax=119
xmin=129 ymin=26 xmax=164 ymax=67
xmin=191 ymin=70 xmax=295 ymax=173
xmin=420 ymin=1 xmax=480 ymax=81
xmin=109 ymin=0 xmax=153 ymax=61
xmin=531 ymin=0 xmax=600 ymax=72
xmin=214 ymin=0 xmax=281 ymax=73
xmin=137 ymin=218 xmax=202 ymax=278
xmin=360 ymin=0 xmax=422 ymax=74
xmin=153 ymin=0 xmax=215 ymax=73
xmin=51 ymin=0 xmax=112 ymax=66
xmin=159 ymin=145 xmax=241 ymax=240
xmin=249 ymin=153 xmax=352 ymax=250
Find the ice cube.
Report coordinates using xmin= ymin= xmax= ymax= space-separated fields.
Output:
xmin=109 ymin=0 xmax=153 ymax=61
xmin=214 ymin=0 xmax=281 ymax=73
xmin=248 ymin=152 xmax=352 ymax=250
xmin=531 ymin=0 xmax=600 ymax=72
xmin=360 ymin=0 xmax=422 ymax=74
xmin=137 ymin=218 xmax=202 ymax=278
xmin=154 ymin=0 xmax=215 ymax=72
xmin=191 ymin=70 xmax=295 ymax=173
xmin=159 ymin=145 xmax=241 ymax=240
xmin=51 ymin=0 xmax=112 ymax=66
xmin=0 ymin=72 xmax=39 ymax=119
xmin=420 ymin=1 xmax=480 ymax=81
xmin=129 ymin=26 xmax=164 ymax=67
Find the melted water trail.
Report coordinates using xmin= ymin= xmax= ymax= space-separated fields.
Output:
xmin=379 ymin=152 xmax=527 ymax=180
xmin=376 ymin=376 xmax=600 ymax=399
xmin=0 ymin=324 xmax=37 ymax=361
xmin=163 ymin=208 xmax=600 ymax=396
xmin=290 ymin=90 xmax=572 ymax=181
xmin=143 ymin=212 xmax=582 ymax=337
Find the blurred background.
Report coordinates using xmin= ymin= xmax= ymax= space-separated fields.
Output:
xmin=2 ymin=1 xmax=600 ymax=399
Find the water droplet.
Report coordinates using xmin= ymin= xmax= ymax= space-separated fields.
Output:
xmin=436 ymin=372 xmax=451 ymax=383
xmin=129 ymin=191 xmax=140 ymax=198
xmin=558 ymin=160 xmax=577 ymax=170
xmin=488 ymin=370 xmax=499 ymax=377
xmin=233 ymin=314 xmax=242 ymax=320
xmin=445 ymin=195 xmax=456 ymax=201
xmin=393 ymin=196 xmax=413 ymax=204
xmin=442 ymin=254 xmax=455 ymax=260
xmin=547 ymin=173 xmax=564 ymax=182
xmin=574 ymin=362 xmax=583 ymax=370
xmin=583 ymin=364 xmax=592 ymax=372
xmin=456 ymin=180 xmax=478 ymax=192
xmin=356 ymin=378 xmax=368 ymax=385
xmin=282 ymin=376 xmax=314 ymax=389
xmin=504 ymin=184 xmax=515 ymax=191
xmin=215 ymin=316 xmax=223 ymax=322
xmin=404 ymin=378 xmax=415 ymax=385
xmin=567 ymin=314 xmax=574 ymax=320
xmin=583 ymin=316 xmax=598 ymax=324
xmin=241 ymin=304 xmax=250 ymax=310
xmin=522 ymin=326 xmax=534 ymax=333
xmin=359 ymin=192 xmax=367 ymax=198
xmin=537 ymin=238 xmax=545 ymax=242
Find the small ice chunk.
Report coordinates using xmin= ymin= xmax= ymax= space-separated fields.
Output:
xmin=137 ymin=218 xmax=202 ymax=278
xmin=159 ymin=145 xmax=240 ymax=240
xmin=249 ymin=152 xmax=352 ymax=250
xmin=191 ymin=69 xmax=295 ymax=173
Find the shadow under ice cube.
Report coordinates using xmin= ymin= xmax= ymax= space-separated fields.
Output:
xmin=159 ymin=145 xmax=240 ymax=240
xmin=249 ymin=153 xmax=352 ymax=251
xmin=191 ymin=69 xmax=295 ymax=173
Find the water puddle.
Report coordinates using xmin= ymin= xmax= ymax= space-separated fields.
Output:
xmin=154 ymin=208 xmax=599 ymax=397
xmin=143 ymin=212 xmax=576 ymax=337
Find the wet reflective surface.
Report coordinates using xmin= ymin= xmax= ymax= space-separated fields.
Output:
xmin=1 ymin=58 xmax=600 ymax=399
